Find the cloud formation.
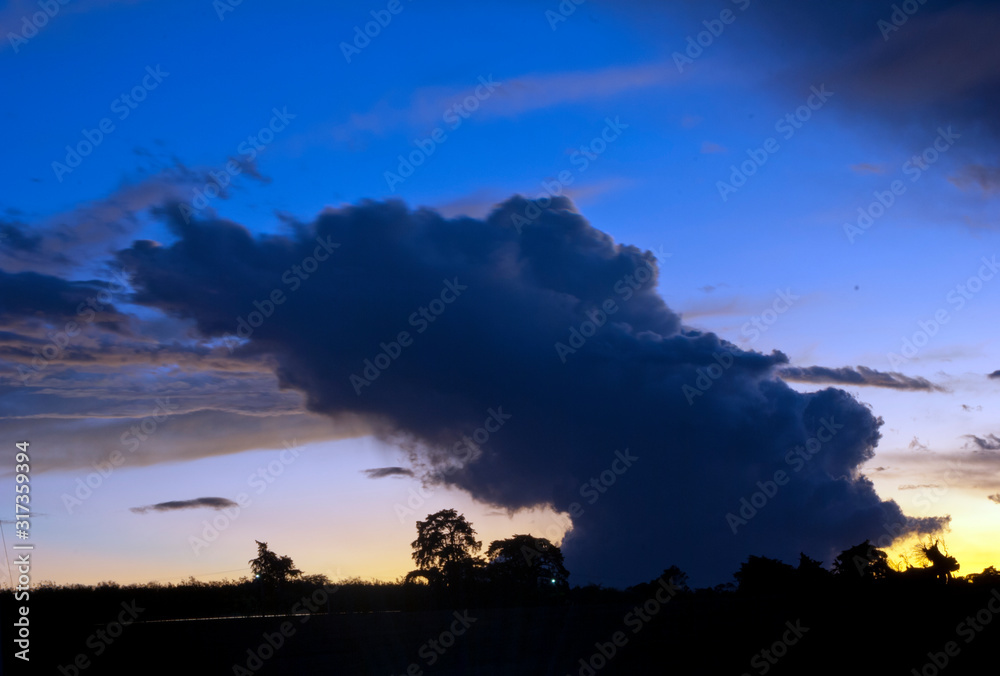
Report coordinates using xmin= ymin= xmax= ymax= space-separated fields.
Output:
xmin=779 ymin=365 xmax=945 ymax=391
xmin=114 ymin=196 xmax=945 ymax=584
xmin=949 ymin=164 xmax=1000 ymax=195
xmin=319 ymin=62 xmax=676 ymax=146
xmin=965 ymin=434 xmax=1000 ymax=452
xmin=130 ymin=497 xmax=238 ymax=514
xmin=363 ymin=467 xmax=415 ymax=479
xmin=735 ymin=0 xmax=1000 ymax=141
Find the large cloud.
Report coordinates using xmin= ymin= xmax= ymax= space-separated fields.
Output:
xmin=639 ymin=0 xmax=1000 ymax=159
xmin=116 ymin=197 xmax=944 ymax=584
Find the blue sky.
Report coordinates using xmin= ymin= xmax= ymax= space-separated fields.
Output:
xmin=1 ymin=0 xmax=998 ymax=587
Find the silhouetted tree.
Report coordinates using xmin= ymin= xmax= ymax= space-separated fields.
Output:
xmin=734 ymin=555 xmax=795 ymax=594
xmin=833 ymin=540 xmax=891 ymax=581
xmin=486 ymin=534 xmax=569 ymax=590
xmin=918 ymin=540 xmax=960 ymax=582
xmin=411 ymin=509 xmax=482 ymax=575
xmin=249 ymin=540 xmax=302 ymax=588
xmin=627 ymin=565 xmax=690 ymax=600
xmin=797 ymin=553 xmax=823 ymax=574
xmin=899 ymin=539 xmax=961 ymax=583
xmin=660 ymin=565 xmax=690 ymax=592
xmin=965 ymin=566 xmax=1000 ymax=586
xmin=403 ymin=569 xmax=444 ymax=587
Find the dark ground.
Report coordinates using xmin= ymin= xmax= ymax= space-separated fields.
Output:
xmin=8 ymin=583 xmax=999 ymax=675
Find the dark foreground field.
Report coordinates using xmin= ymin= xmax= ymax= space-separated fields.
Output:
xmin=11 ymin=583 xmax=1000 ymax=675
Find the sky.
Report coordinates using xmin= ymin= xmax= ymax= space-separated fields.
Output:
xmin=1 ymin=0 xmax=998 ymax=589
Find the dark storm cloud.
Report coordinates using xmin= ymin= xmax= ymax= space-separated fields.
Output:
xmin=0 ymin=159 xmax=267 ymax=276
xmin=116 ymin=197 xmax=944 ymax=584
xmin=130 ymin=497 xmax=237 ymax=514
xmin=0 ymin=268 xmax=128 ymax=328
xmin=779 ymin=365 xmax=945 ymax=391
xmin=363 ymin=467 xmax=415 ymax=479
xmin=656 ymin=0 xmax=1000 ymax=146
xmin=0 ymin=221 xmax=42 ymax=252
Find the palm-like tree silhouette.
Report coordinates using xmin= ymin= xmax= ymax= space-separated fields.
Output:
xmin=909 ymin=540 xmax=960 ymax=583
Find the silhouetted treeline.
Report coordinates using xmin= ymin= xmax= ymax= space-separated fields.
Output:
xmin=8 ymin=529 xmax=1000 ymax=675
xmin=5 ymin=542 xmax=998 ymax=626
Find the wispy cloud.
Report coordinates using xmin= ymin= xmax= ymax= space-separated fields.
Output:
xmin=320 ymin=62 xmax=676 ymax=144
xmin=130 ymin=497 xmax=237 ymax=514
xmin=0 ymin=0 xmax=149 ymax=52
xmin=0 ymin=160 xmax=262 ymax=276
xmin=949 ymin=164 xmax=1000 ymax=195
xmin=851 ymin=163 xmax=884 ymax=174
xmin=779 ymin=365 xmax=946 ymax=391
xmin=362 ymin=467 xmax=414 ymax=479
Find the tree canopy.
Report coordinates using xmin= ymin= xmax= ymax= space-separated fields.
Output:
xmin=411 ymin=508 xmax=482 ymax=574
xmin=249 ymin=540 xmax=302 ymax=588
xmin=486 ymin=534 xmax=570 ymax=588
